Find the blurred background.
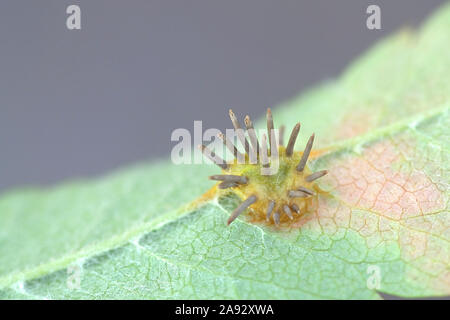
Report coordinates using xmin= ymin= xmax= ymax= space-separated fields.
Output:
xmin=0 ymin=0 xmax=446 ymax=193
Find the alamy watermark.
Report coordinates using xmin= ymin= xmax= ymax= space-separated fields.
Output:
xmin=66 ymin=264 xmax=82 ymax=290
xmin=66 ymin=5 xmax=81 ymax=30
xmin=366 ymin=5 xmax=381 ymax=30
xmin=366 ymin=265 xmax=381 ymax=290
xmin=171 ymin=121 xmax=280 ymax=175
xmin=64 ymin=5 xmax=380 ymax=31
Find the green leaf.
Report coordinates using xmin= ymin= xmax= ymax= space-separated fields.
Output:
xmin=1 ymin=4 xmax=449 ymax=299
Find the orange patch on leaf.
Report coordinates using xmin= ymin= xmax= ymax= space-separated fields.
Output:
xmin=327 ymin=140 xmax=444 ymax=220
xmin=334 ymin=109 xmax=378 ymax=141
xmin=306 ymin=138 xmax=449 ymax=295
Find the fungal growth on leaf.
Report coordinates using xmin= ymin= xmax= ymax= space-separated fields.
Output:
xmin=199 ymin=109 xmax=328 ymax=226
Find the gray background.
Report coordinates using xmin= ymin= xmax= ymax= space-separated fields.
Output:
xmin=0 ymin=0 xmax=446 ymax=193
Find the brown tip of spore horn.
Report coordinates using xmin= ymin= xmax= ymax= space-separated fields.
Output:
xmin=228 ymin=109 xmax=241 ymax=129
xmin=296 ymin=133 xmax=315 ymax=172
xmin=285 ymin=123 xmax=300 ymax=157
xmin=229 ymin=109 xmax=250 ymax=155
xmin=305 ymin=170 xmax=328 ymax=182
xmin=227 ymin=195 xmax=257 ymax=225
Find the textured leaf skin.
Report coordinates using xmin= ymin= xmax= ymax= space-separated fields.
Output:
xmin=0 ymin=163 xmax=217 ymax=288
xmin=0 ymin=4 xmax=449 ymax=299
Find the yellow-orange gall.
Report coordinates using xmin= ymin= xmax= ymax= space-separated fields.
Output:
xmin=201 ymin=109 xmax=328 ymax=226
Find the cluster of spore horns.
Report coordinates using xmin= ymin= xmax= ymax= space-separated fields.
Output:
xmin=199 ymin=108 xmax=327 ymax=226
